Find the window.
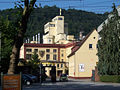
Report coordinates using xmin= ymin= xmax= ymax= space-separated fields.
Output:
xmin=53 ymin=49 xmax=57 ymax=53
xmin=26 ymin=49 xmax=32 ymax=52
xmin=89 ymin=44 xmax=92 ymax=49
xmin=58 ymin=18 xmax=63 ymax=20
xmin=57 ymin=64 xmax=59 ymax=68
xmin=46 ymin=54 xmax=50 ymax=60
xmin=96 ymin=44 xmax=98 ymax=49
xmin=46 ymin=49 xmax=50 ymax=52
xmin=61 ymin=54 xmax=64 ymax=57
xmin=53 ymin=54 xmax=57 ymax=60
xmin=61 ymin=64 xmax=63 ymax=68
xmin=48 ymin=39 xmax=51 ymax=42
xmin=93 ymin=37 xmax=96 ymax=39
xmin=26 ymin=54 xmax=32 ymax=60
xmin=50 ymin=24 xmax=55 ymax=27
xmin=34 ymin=49 xmax=38 ymax=53
xmin=61 ymin=59 xmax=64 ymax=62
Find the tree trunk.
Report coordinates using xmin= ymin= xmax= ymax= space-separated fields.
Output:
xmin=8 ymin=0 xmax=36 ymax=74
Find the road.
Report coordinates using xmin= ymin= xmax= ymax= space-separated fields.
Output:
xmin=23 ymin=78 xmax=120 ymax=90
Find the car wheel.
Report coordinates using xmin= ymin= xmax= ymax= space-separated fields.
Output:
xmin=26 ymin=81 xmax=31 ymax=85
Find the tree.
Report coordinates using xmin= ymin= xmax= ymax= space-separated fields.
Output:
xmin=0 ymin=6 xmax=108 ymax=41
xmin=27 ymin=51 xmax=40 ymax=74
xmin=8 ymin=0 xmax=36 ymax=74
xmin=0 ymin=17 xmax=16 ymax=73
xmin=97 ymin=4 xmax=120 ymax=75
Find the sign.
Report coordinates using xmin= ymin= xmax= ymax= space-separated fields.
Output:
xmin=1 ymin=73 xmax=22 ymax=90
xmin=79 ymin=64 xmax=84 ymax=72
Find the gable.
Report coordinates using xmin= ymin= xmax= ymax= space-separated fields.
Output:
xmin=68 ymin=29 xmax=98 ymax=57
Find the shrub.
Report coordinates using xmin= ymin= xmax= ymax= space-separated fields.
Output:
xmin=100 ymin=75 xmax=120 ymax=83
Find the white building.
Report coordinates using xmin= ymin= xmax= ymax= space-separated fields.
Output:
xmin=97 ymin=5 xmax=120 ymax=32
xmin=43 ymin=15 xmax=69 ymax=44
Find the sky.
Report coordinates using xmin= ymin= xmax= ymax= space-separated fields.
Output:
xmin=0 ymin=0 xmax=120 ymax=14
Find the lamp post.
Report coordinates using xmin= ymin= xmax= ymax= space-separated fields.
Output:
xmin=39 ymin=62 xmax=42 ymax=84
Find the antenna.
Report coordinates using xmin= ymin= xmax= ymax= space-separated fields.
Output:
xmin=60 ymin=8 xmax=62 ymax=16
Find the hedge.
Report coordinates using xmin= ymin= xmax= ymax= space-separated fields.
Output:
xmin=100 ymin=75 xmax=120 ymax=83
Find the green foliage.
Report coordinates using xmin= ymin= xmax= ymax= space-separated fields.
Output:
xmin=0 ymin=6 xmax=108 ymax=42
xmin=0 ymin=17 xmax=17 ymax=73
xmin=97 ymin=4 xmax=120 ymax=75
xmin=27 ymin=52 xmax=40 ymax=74
xmin=100 ymin=75 xmax=120 ymax=83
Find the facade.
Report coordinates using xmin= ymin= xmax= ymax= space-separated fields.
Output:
xmin=20 ymin=43 xmax=75 ymax=77
xmin=68 ymin=30 xmax=98 ymax=79
xmin=43 ymin=16 xmax=69 ymax=44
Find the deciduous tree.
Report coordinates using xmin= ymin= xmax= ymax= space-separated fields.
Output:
xmin=8 ymin=0 xmax=36 ymax=74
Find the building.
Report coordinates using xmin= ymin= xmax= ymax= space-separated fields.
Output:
xmin=97 ymin=5 xmax=120 ymax=33
xmin=20 ymin=11 xmax=98 ymax=78
xmin=20 ymin=43 xmax=75 ymax=77
xmin=43 ymin=15 xmax=69 ymax=44
xmin=68 ymin=29 xmax=98 ymax=79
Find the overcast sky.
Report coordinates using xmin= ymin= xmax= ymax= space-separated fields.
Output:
xmin=0 ymin=0 xmax=120 ymax=13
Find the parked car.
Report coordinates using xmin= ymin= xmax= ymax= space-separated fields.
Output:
xmin=22 ymin=75 xmax=33 ymax=85
xmin=59 ymin=74 xmax=68 ymax=82
xmin=23 ymin=74 xmax=37 ymax=83
xmin=27 ymin=74 xmax=38 ymax=82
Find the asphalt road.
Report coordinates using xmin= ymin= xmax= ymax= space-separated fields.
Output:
xmin=23 ymin=78 xmax=120 ymax=90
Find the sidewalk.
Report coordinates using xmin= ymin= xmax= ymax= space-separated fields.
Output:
xmin=68 ymin=78 xmax=120 ymax=86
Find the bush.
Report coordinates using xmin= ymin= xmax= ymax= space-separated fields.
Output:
xmin=100 ymin=75 xmax=120 ymax=83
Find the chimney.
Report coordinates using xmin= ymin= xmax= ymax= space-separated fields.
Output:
xmin=79 ymin=31 xmax=83 ymax=40
xmin=33 ymin=36 xmax=35 ymax=41
xmin=36 ymin=35 xmax=38 ymax=43
xmin=26 ymin=40 xmax=27 ymax=43
xmin=28 ymin=38 xmax=30 ymax=43
xmin=38 ymin=33 xmax=40 ymax=43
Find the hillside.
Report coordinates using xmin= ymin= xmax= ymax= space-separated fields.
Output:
xmin=0 ymin=6 xmax=108 ymax=42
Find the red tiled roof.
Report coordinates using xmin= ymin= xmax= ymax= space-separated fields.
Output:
xmin=68 ymin=29 xmax=96 ymax=57
xmin=24 ymin=42 xmax=76 ymax=48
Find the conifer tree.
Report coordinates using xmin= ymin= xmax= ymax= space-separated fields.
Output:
xmin=97 ymin=4 xmax=120 ymax=75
